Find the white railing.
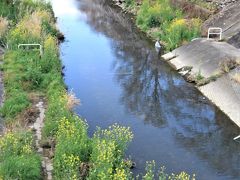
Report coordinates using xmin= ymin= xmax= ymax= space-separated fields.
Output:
xmin=207 ymin=27 xmax=222 ymax=41
xmin=18 ymin=44 xmax=43 ymax=57
xmin=233 ymin=135 xmax=240 ymax=141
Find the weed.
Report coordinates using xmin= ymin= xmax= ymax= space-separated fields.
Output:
xmin=196 ymin=70 xmax=204 ymax=81
xmin=0 ymin=131 xmax=41 ymax=179
xmin=53 ymin=117 xmax=90 ymax=179
xmin=0 ymin=17 xmax=8 ymax=46
xmin=135 ymin=0 xmax=201 ymax=51
xmin=219 ymin=58 xmax=238 ymax=73
xmin=88 ymin=125 xmax=133 ymax=179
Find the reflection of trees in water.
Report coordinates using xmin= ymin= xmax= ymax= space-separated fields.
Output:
xmin=77 ymin=0 xmax=240 ymax=177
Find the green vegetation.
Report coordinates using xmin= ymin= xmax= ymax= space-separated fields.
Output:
xmin=124 ymin=0 xmax=202 ymax=51
xmin=0 ymin=1 xmax=58 ymax=178
xmin=0 ymin=131 xmax=41 ymax=179
xmin=143 ymin=161 xmax=196 ymax=180
xmin=88 ymin=125 xmax=133 ymax=179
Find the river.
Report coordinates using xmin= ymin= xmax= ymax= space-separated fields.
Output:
xmin=51 ymin=0 xmax=240 ymax=179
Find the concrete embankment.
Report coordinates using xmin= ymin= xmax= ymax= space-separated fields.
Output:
xmin=202 ymin=1 xmax=240 ymax=48
xmin=162 ymin=38 xmax=240 ymax=127
xmin=112 ymin=0 xmax=240 ymax=128
xmin=162 ymin=1 xmax=240 ymax=128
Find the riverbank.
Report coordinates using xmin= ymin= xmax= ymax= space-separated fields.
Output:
xmin=161 ymin=1 xmax=240 ymax=128
xmin=162 ymin=38 xmax=240 ymax=128
xmin=114 ymin=0 xmax=240 ymax=129
xmin=113 ymin=0 xmax=213 ymax=51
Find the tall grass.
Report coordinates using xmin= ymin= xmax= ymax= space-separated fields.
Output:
xmin=0 ymin=17 xmax=8 ymax=47
xmin=0 ymin=131 xmax=41 ymax=179
xmin=0 ymin=1 xmax=57 ymax=179
xmin=0 ymin=0 xmax=51 ymax=24
xmin=135 ymin=0 xmax=201 ymax=51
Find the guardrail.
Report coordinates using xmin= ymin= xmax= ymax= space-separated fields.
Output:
xmin=207 ymin=27 xmax=222 ymax=41
xmin=233 ymin=135 xmax=240 ymax=142
xmin=18 ymin=44 xmax=43 ymax=57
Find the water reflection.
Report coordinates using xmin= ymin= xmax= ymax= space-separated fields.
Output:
xmin=57 ymin=0 xmax=240 ymax=179
xmin=77 ymin=0 xmax=240 ymax=178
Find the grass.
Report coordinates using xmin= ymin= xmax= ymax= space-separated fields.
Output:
xmin=0 ymin=131 xmax=41 ymax=179
xmin=124 ymin=0 xmax=202 ymax=51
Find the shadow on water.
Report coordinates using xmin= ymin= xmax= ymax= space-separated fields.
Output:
xmin=52 ymin=0 xmax=240 ymax=179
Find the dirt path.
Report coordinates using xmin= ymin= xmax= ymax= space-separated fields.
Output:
xmin=30 ymin=101 xmax=53 ymax=180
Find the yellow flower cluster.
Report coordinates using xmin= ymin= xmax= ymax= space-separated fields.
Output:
xmin=61 ymin=153 xmax=80 ymax=180
xmin=96 ymin=123 xmax=133 ymax=148
xmin=167 ymin=18 xmax=186 ymax=34
xmin=57 ymin=117 xmax=77 ymax=139
xmin=90 ymin=124 xmax=133 ymax=179
xmin=173 ymin=19 xmax=186 ymax=26
xmin=0 ymin=131 xmax=33 ymax=156
xmin=21 ymin=144 xmax=32 ymax=154
xmin=0 ymin=132 xmax=18 ymax=151
xmin=113 ymin=162 xmax=129 ymax=180
xmin=113 ymin=168 xmax=128 ymax=180
xmin=89 ymin=138 xmax=116 ymax=179
xmin=96 ymin=139 xmax=115 ymax=164
xmin=169 ymin=172 xmax=196 ymax=180
xmin=62 ymin=153 xmax=80 ymax=168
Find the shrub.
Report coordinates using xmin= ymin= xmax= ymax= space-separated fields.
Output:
xmin=161 ymin=18 xmax=201 ymax=51
xmin=43 ymin=82 xmax=71 ymax=137
xmin=137 ymin=0 xmax=180 ymax=31
xmin=135 ymin=0 xmax=201 ymax=51
xmin=40 ymin=36 xmax=61 ymax=74
xmin=88 ymin=124 xmax=133 ymax=179
xmin=142 ymin=161 xmax=196 ymax=180
xmin=53 ymin=117 xmax=90 ymax=179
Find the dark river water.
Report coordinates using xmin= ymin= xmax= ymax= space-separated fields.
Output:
xmin=51 ymin=0 xmax=240 ymax=179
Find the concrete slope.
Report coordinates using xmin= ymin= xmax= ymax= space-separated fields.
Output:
xmin=162 ymin=39 xmax=240 ymax=127
xmin=163 ymin=38 xmax=240 ymax=78
xmin=202 ymin=1 xmax=240 ymax=41
xmin=199 ymin=70 xmax=240 ymax=127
